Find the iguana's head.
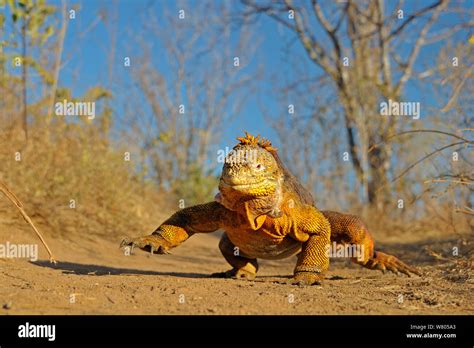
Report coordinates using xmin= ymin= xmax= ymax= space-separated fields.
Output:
xmin=216 ymin=132 xmax=284 ymax=223
xmin=219 ymin=132 xmax=281 ymax=197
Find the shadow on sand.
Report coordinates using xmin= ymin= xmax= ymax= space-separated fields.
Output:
xmin=31 ymin=260 xmax=210 ymax=279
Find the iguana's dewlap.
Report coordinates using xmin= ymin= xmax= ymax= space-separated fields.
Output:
xmin=224 ymin=215 xmax=303 ymax=260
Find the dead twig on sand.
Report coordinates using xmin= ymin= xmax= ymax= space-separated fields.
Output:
xmin=0 ymin=180 xmax=57 ymax=263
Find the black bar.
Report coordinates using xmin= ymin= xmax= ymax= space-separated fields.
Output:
xmin=0 ymin=315 xmax=471 ymax=346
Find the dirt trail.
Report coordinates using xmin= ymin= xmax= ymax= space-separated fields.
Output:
xmin=0 ymin=219 xmax=472 ymax=315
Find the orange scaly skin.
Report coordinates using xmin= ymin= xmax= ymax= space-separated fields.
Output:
xmin=121 ymin=132 xmax=420 ymax=285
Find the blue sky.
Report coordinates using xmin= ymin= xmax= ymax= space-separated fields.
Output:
xmin=55 ymin=0 xmax=288 ymax=147
xmin=3 ymin=0 xmax=472 ymax=175
xmin=49 ymin=0 xmax=469 ymax=135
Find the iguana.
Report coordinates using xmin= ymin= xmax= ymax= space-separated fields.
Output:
xmin=121 ymin=132 xmax=420 ymax=285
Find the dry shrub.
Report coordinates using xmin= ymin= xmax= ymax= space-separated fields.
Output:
xmin=0 ymin=121 xmax=172 ymax=241
xmin=360 ymin=200 xmax=472 ymax=245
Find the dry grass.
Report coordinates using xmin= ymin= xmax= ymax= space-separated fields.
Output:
xmin=0 ymin=123 xmax=172 ymax=242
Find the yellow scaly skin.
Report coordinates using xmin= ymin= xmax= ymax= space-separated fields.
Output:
xmin=121 ymin=132 xmax=420 ymax=285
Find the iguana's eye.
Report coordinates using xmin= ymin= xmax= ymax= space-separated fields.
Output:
xmin=255 ymin=163 xmax=265 ymax=171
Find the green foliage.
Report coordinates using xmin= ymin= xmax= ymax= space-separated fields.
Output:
xmin=10 ymin=0 xmax=56 ymax=45
xmin=171 ymin=164 xmax=219 ymax=205
xmin=27 ymin=56 xmax=53 ymax=84
xmin=83 ymin=86 xmax=112 ymax=101
xmin=4 ymin=0 xmax=56 ymax=84
xmin=156 ymin=131 xmax=172 ymax=144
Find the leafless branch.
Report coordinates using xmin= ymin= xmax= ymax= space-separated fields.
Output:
xmin=0 ymin=180 xmax=57 ymax=263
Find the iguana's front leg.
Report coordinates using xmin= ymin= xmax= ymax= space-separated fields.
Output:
xmin=120 ymin=202 xmax=228 ymax=254
xmin=290 ymin=205 xmax=331 ymax=286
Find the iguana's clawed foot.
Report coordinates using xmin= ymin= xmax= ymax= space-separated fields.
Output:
xmin=291 ymin=272 xmax=324 ymax=286
xmin=366 ymin=251 xmax=421 ymax=277
xmin=211 ymin=268 xmax=257 ymax=280
xmin=120 ymin=235 xmax=172 ymax=255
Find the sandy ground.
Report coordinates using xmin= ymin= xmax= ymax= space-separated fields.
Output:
xmin=0 ymin=217 xmax=473 ymax=315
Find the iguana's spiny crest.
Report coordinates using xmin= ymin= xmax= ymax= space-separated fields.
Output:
xmin=236 ymin=131 xmax=278 ymax=153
